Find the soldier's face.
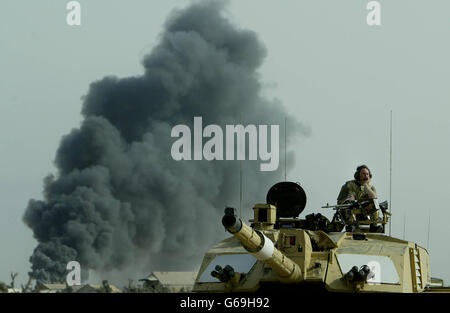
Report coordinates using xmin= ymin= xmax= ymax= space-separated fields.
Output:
xmin=359 ymin=168 xmax=371 ymax=183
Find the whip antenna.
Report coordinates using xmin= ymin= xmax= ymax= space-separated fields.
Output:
xmin=389 ymin=110 xmax=393 ymax=236
xmin=427 ymin=209 xmax=431 ymax=251
xmin=239 ymin=159 xmax=242 ymax=219
xmin=285 ymin=117 xmax=287 ymax=181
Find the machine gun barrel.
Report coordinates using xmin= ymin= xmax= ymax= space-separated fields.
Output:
xmin=222 ymin=207 xmax=303 ymax=283
xmin=321 ymin=203 xmax=354 ymax=209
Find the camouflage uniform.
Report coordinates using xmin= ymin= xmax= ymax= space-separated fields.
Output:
xmin=337 ymin=180 xmax=379 ymax=223
xmin=337 ymin=180 xmax=377 ymax=204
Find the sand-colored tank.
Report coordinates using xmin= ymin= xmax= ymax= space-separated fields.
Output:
xmin=193 ymin=182 xmax=445 ymax=293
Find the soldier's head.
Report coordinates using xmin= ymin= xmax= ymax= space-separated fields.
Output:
xmin=354 ymin=165 xmax=372 ymax=184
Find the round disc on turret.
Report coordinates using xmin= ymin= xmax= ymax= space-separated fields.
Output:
xmin=266 ymin=182 xmax=307 ymax=218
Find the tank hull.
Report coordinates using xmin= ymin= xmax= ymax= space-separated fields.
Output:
xmin=193 ymin=231 xmax=432 ymax=293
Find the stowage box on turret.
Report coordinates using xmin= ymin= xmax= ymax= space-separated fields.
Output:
xmin=193 ymin=182 xmax=442 ymax=293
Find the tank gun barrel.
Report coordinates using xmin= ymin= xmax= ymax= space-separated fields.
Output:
xmin=222 ymin=207 xmax=303 ymax=283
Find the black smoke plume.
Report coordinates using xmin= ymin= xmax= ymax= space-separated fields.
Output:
xmin=23 ymin=0 xmax=308 ymax=283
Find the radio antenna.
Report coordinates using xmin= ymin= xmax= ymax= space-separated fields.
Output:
xmin=239 ymin=158 xmax=242 ymax=219
xmin=239 ymin=115 xmax=243 ymax=219
xmin=389 ymin=110 xmax=393 ymax=236
xmin=427 ymin=209 xmax=431 ymax=251
xmin=284 ymin=117 xmax=287 ymax=181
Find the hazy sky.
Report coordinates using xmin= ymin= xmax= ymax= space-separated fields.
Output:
xmin=1 ymin=0 xmax=450 ymax=286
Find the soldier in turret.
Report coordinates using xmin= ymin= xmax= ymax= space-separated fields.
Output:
xmin=337 ymin=165 xmax=383 ymax=231
xmin=337 ymin=165 xmax=377 ymax=205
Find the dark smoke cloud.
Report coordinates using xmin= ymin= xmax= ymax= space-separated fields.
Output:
xmin=23 ymin=0 xmax=308 ymax=283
